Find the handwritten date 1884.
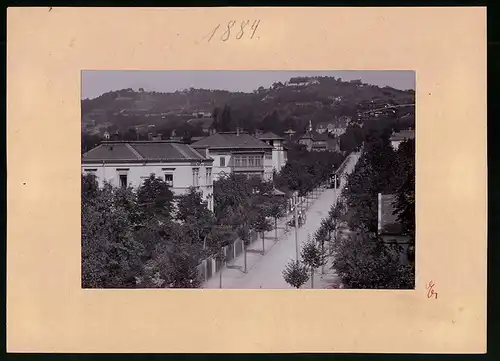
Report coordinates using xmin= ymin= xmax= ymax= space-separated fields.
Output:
xmin=202 ymin=20 xmax=261 ymax=42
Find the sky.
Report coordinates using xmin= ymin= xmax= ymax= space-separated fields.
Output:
xmin=81 ymin=70 xmax=415 ymax=100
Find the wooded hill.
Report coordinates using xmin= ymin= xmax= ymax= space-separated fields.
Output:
xmin=81 ymin=76 xmax=415 ymax=137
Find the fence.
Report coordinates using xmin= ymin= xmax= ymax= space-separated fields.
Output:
xmin=198 ymin=185 xmax=323 ymax=284
xmin=198 ymin=229 xmax=259 ymax=282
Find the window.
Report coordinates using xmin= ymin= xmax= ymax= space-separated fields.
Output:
xmin=192 ymin=168 xmax=199 ymax=186
xmin=206 ymin=168 xmax=212 ymax=185
xmin=241 ymin=156 xmax=248 ymax=167
xmin=234 ymin=156 xmax=241 ymax=167
xmin=256 ymin=156 xmax=262 ymax=166
xmin=249 ymin=156 xmax=255 ymax=167
xmin=220 ymin=157 xmax=225 ymax=167
xmin=265 ymin=153 xmax=272 ymax=160
xmin=269 ymin=140 xmax=274 ymax=147
xmin=165 ymin=174 xmax=174 ymax=187
xmin=119 ymin=174 xmax=128 ymax=188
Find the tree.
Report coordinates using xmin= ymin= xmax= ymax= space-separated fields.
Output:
xmin=237 ymin=221 xmax=252 ymax=273
xmin=251 ymin=212 xmax=273 ymax=255
xmin=82 ymin=183 xmax=145 ymax=288
xmin=137 ymin=174 xmax=174 ymax=221
xmin=282 ymin=260 xmax=309 ymax=289
xmin=219 ymin=104 xmax=232 ymax=132
xmin=314 ymin=223 xmax=330 ymax=274
xmin=301 ymin=236 xmax=325 ymax=288
xmin=267 ymin=197 xmax=287 ymax=242
xmin=206 ymin=225 xmax=236 ymax=288
xmin=82 ymin=173 xmax=99 ymax=205
xmin=153 ymin=221 xmax=204 ymax=288
xmin=176 ymin=187 xmax=214 ymax=223
xmin=331 ymin=230 xmax=414 ymax=289
xmin=122 ymin=128 xmax=138 ymax=141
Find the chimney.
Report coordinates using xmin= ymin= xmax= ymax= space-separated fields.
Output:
xmin=236 ymin=127 xmax=242 ymax=136
xmin=148 ymin=132 xmax=153 ymax=141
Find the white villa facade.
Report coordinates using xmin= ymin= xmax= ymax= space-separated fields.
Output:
xmin=81 ymin=140 xmax=215 ymax=211
xmin=389 ymin=129 xmax=415 ymax=151
xmin=257 ymin=132 xmax=288 ymax=173
xmin=191 ymin=130 xmax=276 ymax=181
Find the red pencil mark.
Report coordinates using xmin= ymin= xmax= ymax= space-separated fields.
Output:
xmin=426 ymin=280 xmax=438 ymax=299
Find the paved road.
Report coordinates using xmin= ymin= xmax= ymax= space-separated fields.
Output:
xmin=204 ymin=152 xmax=360 ymax=289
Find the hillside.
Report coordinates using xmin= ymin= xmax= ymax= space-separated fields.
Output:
xmin=81 ymin=76 xmax=415 ymax=140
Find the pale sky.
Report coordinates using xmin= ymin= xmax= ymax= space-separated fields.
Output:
xmin=81 ymin=70 xmax=415 ymax=100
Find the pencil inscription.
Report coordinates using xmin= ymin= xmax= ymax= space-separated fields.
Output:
xmin=426 ymin=280 xmax=438 ymax=299
xmin=201 ymin=20 xmax=261 ymax=43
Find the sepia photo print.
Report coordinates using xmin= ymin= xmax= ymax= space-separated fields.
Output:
xmin=81 ymin=70 xmax=416 ymax=289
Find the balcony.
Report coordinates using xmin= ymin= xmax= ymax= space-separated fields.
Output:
xmin=229 ymin=155 xmax=264 ymax=172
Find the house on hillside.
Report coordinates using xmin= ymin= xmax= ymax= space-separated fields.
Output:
xmin=310 ymin=132 xmax=340 ymax=152
xmin=186 ymin=117 xmax=216 ymax=134
xmin=389 ymin=128 xmax=415 ymax=150
xmin=82 ymin=140 xmax=215 ymax=211
xmin=191 ymin=110 xmax=212 ymax=118
xmin=299 ymin=132 xmax=314 ymax=151
xmin=377 ymin=193 xmax=413 ymax=263
xmin=315 ymin=116 xmax=350 ymax=136
xmin=190 ymin=129 xmax=274 ymax=181
xmin=287 ymin=78 xmax=319 ymax=87
xmin=257 ymin=132 xmax=288 ymax=173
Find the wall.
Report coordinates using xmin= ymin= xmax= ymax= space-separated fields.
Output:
xmin=208 ymin=149 xmax=271 ymax=181
xmin=82 ymin=160 xmax=214 ymax=211
xmin=207 ymin=151 xmax=233 ymax=181
xmin=391 ymin=140 xmax=401 ymax=150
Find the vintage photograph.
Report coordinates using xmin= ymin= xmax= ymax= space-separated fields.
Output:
xmin=81 ymin=70 xmax=416 ymax=289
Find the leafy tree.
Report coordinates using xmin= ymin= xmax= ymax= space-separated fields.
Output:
xmin=331 ymin=230 xmax=414 ymax=289
xmin=82 ymin=173 xmax=99 ymax=205
xmin=122 ymin=128 xmax=139 ymax=141
xmin=251 ymin=212 xmax=273 ymax=255
xmin=237 ymin=220 xmax=252 ymax=273
xmin=82 ymin=133 xmax=102 ymax=154
xmin=301 ymin=236 xmax=325 ymax=288
xmin=82 ymin=183 xmax=145 ymax=288
xmin=152 ymin=221 xmax=204 ymax=288
xmin=176 ymin=187 xmax=214 ymax=223
xmin=219 ymin=104 xmax=232 ymax=131
xmin=206 ymin=225 xmax=236 ymax=288
xmin=137 ymin=174 xmax=174 ymax=221
xmin=282 ymin=260 xmax=309 ymax=289
xmin=267 ymin=197 xmax=287 ymax=242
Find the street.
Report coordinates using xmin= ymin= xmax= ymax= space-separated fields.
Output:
xmin=203 ymin=152 xmax=360 ymax=289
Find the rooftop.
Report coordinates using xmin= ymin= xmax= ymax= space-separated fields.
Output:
xmin=82 ymin=140 xmax=210 ymax=163
xmin=191 ymin=132 xmax=273 ymax=150
xmin=390 ymin=129 xmax=415 ymax=141
xmin=257 ymin=132 xmax=285 ymax=140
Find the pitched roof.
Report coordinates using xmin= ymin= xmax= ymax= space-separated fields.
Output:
xmin=300 ymin=132 xmax=314 ymax=140
xmin=378 ymin=194 xmax=404 ymax=235
xmin=257 ymin=132 xmax=284 ymax=140
xmin=390 ymin=129 xmax=415 ymax=141
xmin=82 ymin=141 xmax=210 ymax=163
xmin=326 ymin=138 xmax=339 ymax=149
xmin=312 ymin=132 xmax=329 ymax=141
xmin=191 ymin=132 xmax=273 ymax=149
xmin=190 ymin=136 xmax=206 ymax=143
